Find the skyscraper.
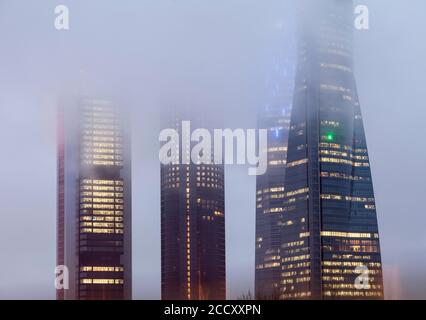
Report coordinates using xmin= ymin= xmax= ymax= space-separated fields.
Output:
xmin=161 ymin=112 xmax=226 ymax=300
xmin=255 ymin=27 xmax=296 ymax=298
xmin=57 ymin=97 xmax=132 ymax=300
xmin=280 ymin=0 xmax=384 ymax=299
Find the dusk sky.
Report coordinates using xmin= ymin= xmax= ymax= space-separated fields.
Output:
xmin=0 ymin=0 xmax=425 ymax=299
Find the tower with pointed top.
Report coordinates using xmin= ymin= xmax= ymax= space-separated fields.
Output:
xmin=280 ymin=0 xmax=384 ymax=299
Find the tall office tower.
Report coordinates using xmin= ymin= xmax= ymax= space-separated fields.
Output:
xmin=57 ymin=97 xmax=132 ymax=300
xmin=280 ymin=0 xmax=383 ymax=299
xmin=255 ymin=29 xmax=296 ymax=298
xmin=161 ymin=113 xmax=226 ymax=300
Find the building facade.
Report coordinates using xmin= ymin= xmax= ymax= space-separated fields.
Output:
xmin=161 ymin=113 xmax=226 ymax=300
xmin=255 ymin=29 xmax=296 ymax=299
xmin=280 ymin=0 xmax=384 ymax=299
xmin=57 ymin=97 xmax=132 ymax=300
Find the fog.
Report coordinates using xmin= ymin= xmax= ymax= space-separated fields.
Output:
xmin=0 ymin=0 xmax=425 ymax=299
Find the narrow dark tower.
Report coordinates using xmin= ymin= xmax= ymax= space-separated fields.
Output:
xmin=280 ymin=0 xmax=384 ymax=299
xmin=161 ymin=111 xmax=226 ymax=300
xmin=57 ymin=97 xmax=132 ymax=300
xmin=255 ymin=22 xmax=296 ymax=299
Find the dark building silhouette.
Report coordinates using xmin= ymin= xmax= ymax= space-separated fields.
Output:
xmin=255 ymin=26 xmax=296 ymax=299
xmin=280 ymin=0 xmax=384 ymax=299
xmin=160 ymin=112 xmax=226 ymax=300
xmin=57 ymin=97 xmax=132 ymax=300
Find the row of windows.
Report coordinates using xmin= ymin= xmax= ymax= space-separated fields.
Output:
xmin=81 ymin=198 xmax=124 ymax=204
xmin=321 ymin=231 xmax=379 ymax=239
xmin=80 ymin=210 xmax=123 ymax=216
xmin=82 ymin=136 xmax=122 ymax=142
xmin=80 ymin=204 xmax=124 ymax=210
xmin=80 ymin=192 xmax=123 ymax=198
xmin=80 ymin=228 xmax=124 ymax=234
xmin=319 ymin=142 xmax=368 ymax=154
xmin=80 ymin=216 xmax=123 ymax=222
xmin=80 ymin=266 xmax=124 ymax=272
xmin=82 ymin=142 xmax=122 ymax=149
xmin=80 ymin=278 xmax=124 ymax=285
xmin=80 ymin=222 xmax=124 ymax=228
xmin=81 ymin=179 xmax=123 ymax=186
xmin=82 ymin=154 xmax=123 ymax=161
xmin=320 ymin=157 xmax=370 ymax=167
xmin=320 ymin=171 xmax=370 ymax=182
xmin=320 ymin=194 xmax=375 ymax=203
xmin=320 ymin=149 xmax=369 ymax=161
xmin=82 ymin=148 xmax=122 ymax=155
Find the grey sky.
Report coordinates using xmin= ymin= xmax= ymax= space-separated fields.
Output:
xmin=0 ymin=0 xmax=425 ymax=299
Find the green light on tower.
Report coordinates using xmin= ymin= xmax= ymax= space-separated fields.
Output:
xmin=326 ymin=132 xmax=334 ymax=141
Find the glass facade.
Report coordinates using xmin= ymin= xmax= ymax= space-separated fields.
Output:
xmin=280 ymin=0 xmax=384 ymax=299
xmin=255 ymin=23 xmax=296 ymax=299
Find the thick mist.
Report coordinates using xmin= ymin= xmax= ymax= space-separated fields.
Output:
xmin=0 ymin=0 xmax=425 ymax=299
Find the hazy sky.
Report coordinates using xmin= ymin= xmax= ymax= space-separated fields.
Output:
xmin=0 ymin=0 xmax=425 ymax=299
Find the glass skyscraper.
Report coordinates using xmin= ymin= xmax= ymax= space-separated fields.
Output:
xmin=161 ymin=112 xmax=226 ymax=300
xmin=57 ymin=97 xmax=132 ymax=300
xmin=255 ymin=21 xmax=296 ymax=299
xmin=280 ymin=0 xmax=384 ymax=299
